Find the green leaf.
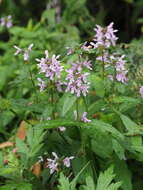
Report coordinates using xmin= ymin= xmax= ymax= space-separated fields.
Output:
xmin=0 ymin=183 xmax=32 ymax=190
xmin=91 ymin=76 xmax=105 ymax=97
xmin=58 ymin=173 xmax=71 ymax=190
xmin=42 ymin=9 xmax=56 ymax=27
xmin=71 ymin=161 xmax=90 ymax=189
xmin=84 ymin=176 xmax=95 ymax=190
xmin=16 ymin=138 xmax=29 ymax=155
xmin=120 ymin=114 xmax=142 ymax=135
xmin=16 ymin=183 xmax=32 ymax=190
xmin=113 ymin=156 xmax=132 ymax=190
xmin=88 ymin=120 xmax=124 ymax=141
xmin=96 ymin=166 xmax=121 ymax=190
xmin=0 ymin=184 xmax=16 ymax=190
xmin=91 ymin=134 xmax=113 ymax=158
xmin=58 ymin=162 xmax=90 ymax=190
xmin=61 ymin=94 xmax=77 ymax=117
xmin=26 ymin=126 xmax=45 ymax=158
xmin=112 ymin=139 xmax=125 ymax=160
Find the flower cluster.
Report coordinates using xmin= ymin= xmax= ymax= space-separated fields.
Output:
xmin=115 ymin=55 xmax=128 ymax=83
xmin=65 ymin=59 xmax=92 ymax=97
xmin=91 ymin=22 xmax=118 ymax=49
xmin=14 ymin=44 xmax=34 ymax=61
xmin=96 ymin=51 xmax=128 ymax=83
xmin=36 ymin=50 xmax=63 ymax=92
xmin=47 ymin=152 xmax=59 ymax=174
xmin=39 ymin=152 xmax=74 ymax=174
xmin=0 ymin=15 xmax=12 ymax=28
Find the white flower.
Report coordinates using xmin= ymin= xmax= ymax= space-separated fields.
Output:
xmin=13 ymin=45 xmax=22 ymax=55
xmin=58 ymin=126 xmax=66 ymax=132
xmin=81 ymin=112 xmax=91 ymax=123
xmin=47 ymin=152 xmax=59 ymax=174
xmin=14 ymin=43 xmax=34 ymax=61
xmin=63 ymin=156 xmax=74 ymax=168
xmin=23 ymin=44 xmax=34 ymax=61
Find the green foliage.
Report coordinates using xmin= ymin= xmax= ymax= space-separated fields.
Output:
xmin=1 ymin=1 xmax=143 ymax=190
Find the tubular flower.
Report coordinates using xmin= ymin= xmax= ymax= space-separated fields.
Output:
xmin=13 ymin=44 xmax=34 ymax=61
xmin=36 ymin=50 xmax=63 ymax=80
xmin=115 ymin=55 xmax=128 ymax=83
xmin=0 ymin=15 xmax=13 ymax=28
xmin=36 ymin=50 xmax=64 ymax=92
xmin=37 ymin=78 xmax=46 ymax=92
xmin=46 ymin=152 xmax=74 ymax=174
xmin=65 ymin=60 xmax=92 ymax=97
xmin=63 ymin=156 xmax=74 ymax=168
xmin=47 ymin=152 xmax=59 ymax=174
xmin=81 ymin=112 xmax=91 ymax=123
xmin=91 ymin=22 xmax=118 ymax=49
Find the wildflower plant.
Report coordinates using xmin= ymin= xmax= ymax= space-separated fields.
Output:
xmin=1 ymin=10 xmax=143 ymax=190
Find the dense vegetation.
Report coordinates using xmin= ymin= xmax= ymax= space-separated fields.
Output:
xmin=1 ymin=0 xmax=143 ymax=190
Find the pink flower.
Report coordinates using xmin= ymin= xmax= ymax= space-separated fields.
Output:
xmin=91 ymin=22 xmax=118 ymax=49
xmin=14 ymin=44 xmax=33 ymax=61
xmin=66 ymin=47 xmax=74 ymax=55
xmin=13 ymin=45 xmax=22 ymax=55
xmin=116 ymin=71 xmax=128 ymax=83
xmin=65 ymin=59 xmax=91 ymax=97
xmin=63 ymin=156 xmax=74 ymax=168
xmin=108 ymin=75 xmax=113 ymax=81
xmin=6 ymin=15 xmax=13 ymax=28
xmin=23 ymin=44 xmax=34 ymax=61
xmin=36 ymin=50 xmax=63 ymax=92
xmin=12 ymin=148 xmax=17 ymax=153
xmin=96 ymin=51 xmax=110 ymax=63
xmin=37 ymin=78 xmax=46 ymax=92
xmin=139 ymin=86 xmax=143 ymax=97
xmin=58 ymin=126 xmax=66 ymax=132
xmin=81 ymin=112 xmax=91 ymax=123
xmin=115 ymin=55 xmax=126 ymax=71
xmin=47 ymin=152 xmax=59 ymax=174
xmin=0 ymin=15 xmax=13 ymax=28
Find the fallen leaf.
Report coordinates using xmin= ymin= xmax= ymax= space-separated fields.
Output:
xmin=17 ymin=121 xmax=27 ymax=140
xmin=32 ymin=162 xmax=41 ymax=177
xmin=0 ymin=141 xmax=14 ymax=149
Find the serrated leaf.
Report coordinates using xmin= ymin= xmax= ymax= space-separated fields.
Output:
xmin=16 ymin=138 xmax=29 ymax=155
xmin=58 ymin=173 xmax=71 ymax=190
xmin=96 ymin=166 xmax=121 ymax=190
xmin=113 ymin=156 xmax=132 ymax=190
xmin=120 ymin=114 xmax=142 ymax=134
xmin=112 ymin=139 xmax=125 ymax=160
